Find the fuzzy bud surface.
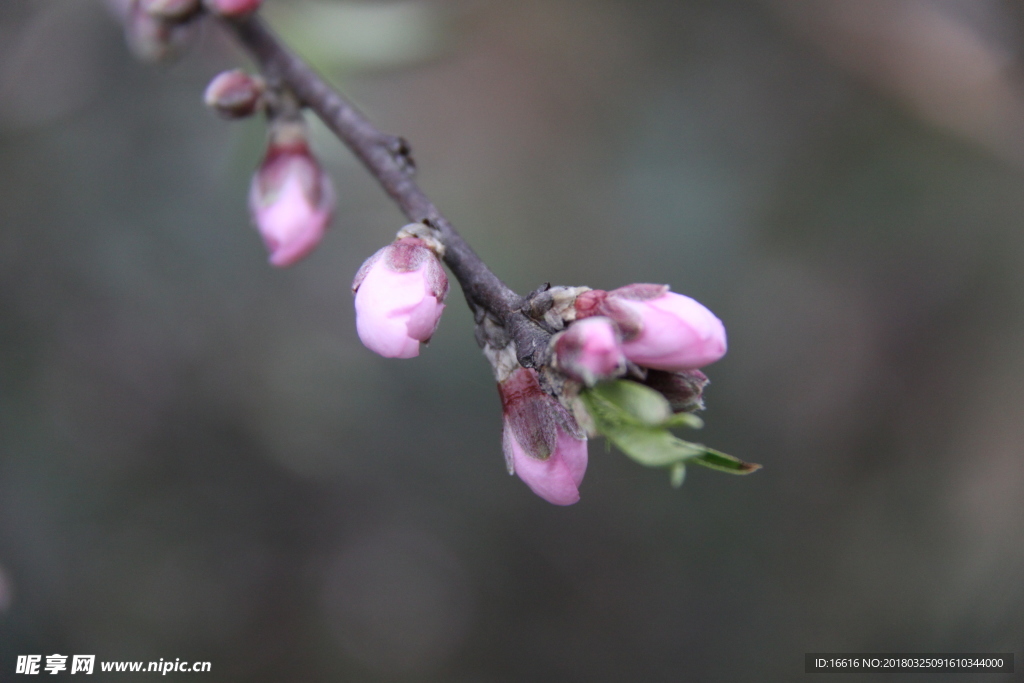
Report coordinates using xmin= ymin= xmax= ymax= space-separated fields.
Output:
xmin=641 ymin=368 xmax=709 ymax=413
xmin=249 ymin=127 xmax=335 ymax=267
xmin=499 ymin=368 xmax=588 ymax=505
xmin=576 ymin=284 xmax=726 ymax=371
xmin=553 ymin=316 xmax=626 ymax=386
xmin=352 ymin=237 xmax=449 ymax=359
xmin=204 ymin=69 xmax=264 ymax=119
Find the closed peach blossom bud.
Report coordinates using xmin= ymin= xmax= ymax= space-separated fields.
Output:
xmin=499 ymin=368 xmax=588 ymax=505
xmin=249 ymin=124 xmax=335 ymax=267
xmin=352 ymin=237 xmax=449 ymax=359
xmin=553 ymin=316 xmax=626 ymax=386
xmin=576 ymin=284 xmax=726 ymax=371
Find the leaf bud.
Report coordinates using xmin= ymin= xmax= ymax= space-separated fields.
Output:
xmin=204 ymin=69 xmax=264 ymax=119
xmin=640 ymin=369 xmax=709 ymax=413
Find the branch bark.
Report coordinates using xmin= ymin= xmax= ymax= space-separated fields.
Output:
xmin=222 ymin=14 xmax=553 ymax=367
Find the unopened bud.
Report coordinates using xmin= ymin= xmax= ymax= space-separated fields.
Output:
xmin=203 ymin=0 xmax=261 ymax=17
xmin=641 ymin=369 xmax=709 ymax=413
xmin=352 ymin=236 xmax=449 ymax=359
xmin=499 ymin=368 xmax=588 ymax=505
xmin=553 ymin=316 xmax=626 ymax=386
xmin=576 ymin=284 xmax=726 ymax=372
xmin=249 ymin=122 xmax=335 ymax=267
xmin=204 ymin=69 xmax=264 ymax=119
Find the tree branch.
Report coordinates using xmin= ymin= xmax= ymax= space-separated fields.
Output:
xmin=222 ymin=14 xmax=553 ymax=367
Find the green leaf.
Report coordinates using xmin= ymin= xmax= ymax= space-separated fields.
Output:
xmin=597 ymin=423 xmax=704 ymax=467
xmin=689 ymin=447 xmax=762 ymax=475
xmin=579 ymin=382 xmax=762 ymax=482
xmin=588 ymin=380 xmax=672 ymax=426
xmin=662 ymin=412 xmax=704 ymax=429
xmin=579 ymin=384 xmax=629 ymax=429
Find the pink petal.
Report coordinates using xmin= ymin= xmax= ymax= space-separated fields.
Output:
xmin=619 ymin=292 xmax=726 ymax=371
xmin=352 ymin=246 xmax=448 ymax=359
xmin=555 ymin=317 xmax=625 ymax=384
xmin=506 ymin=421 xmax=587 ymax=506
xmin=404 ymin=295 xmax=445 ymax=342
xmin=249 ymin=153 xmax=333 ymax=268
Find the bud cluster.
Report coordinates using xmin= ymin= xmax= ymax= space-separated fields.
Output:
xmin=569 ymin=284 xmax=726 ymax=375
xmin=497 ymin=282 xmax=729 ymax=501
xmin=115 ymin=0 xmax=337 ymax=268
xmin=348 ymin=250 xmax=728 ymax=505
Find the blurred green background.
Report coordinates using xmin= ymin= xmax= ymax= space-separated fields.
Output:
xmin=2 ymin=0 xmax=1024 ymax=680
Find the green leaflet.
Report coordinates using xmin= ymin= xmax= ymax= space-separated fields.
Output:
xmin=689 ymin=447 xmax=762 ymax=474
xmin=587 ymin=379 xmax=674 ymax=426
xmin=596 ymin=423 xmax=705 ymax=467
xmin=579 ymin=380 xmax=761 ymax=482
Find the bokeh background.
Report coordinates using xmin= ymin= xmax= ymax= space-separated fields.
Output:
xmin=2 ymin=0 xmax=1024 ymax=680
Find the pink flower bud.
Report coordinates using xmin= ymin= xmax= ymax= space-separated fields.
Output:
xmin=352 ymin=237 xmax=449 ymax=359
xmin=248 ymin=127 xmax=335 ymax=267
xmin=499 ymin=368 xmax=588 ymax=505
xmin=203 ymin=0 xmax=261 ymax=17
xmin=204 ymin=69 xmax=264 ymax=119
xmin=576 ymin=284 xmax=726 ymax=372
xmin=553 ymin=316 xmax=626 ymax=386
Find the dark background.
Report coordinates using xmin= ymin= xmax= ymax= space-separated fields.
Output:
xmin=2 ymin=0 xmax=1023 ymax=680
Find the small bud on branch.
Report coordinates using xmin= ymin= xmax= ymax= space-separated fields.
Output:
xmin=248 ymin=119 xmax=335 ymax=267
xmin=552 ymin=317 xmax=626 ymax=387
xmin=204 ymin=69 xmax=265 ymax=119
xmin=641 ymin=369 xmax=709 ymax=414
xmin=500 ymin=367 xmax=588 ymax=506
xmin=352 ymin=235 xmax=449 ymax=359
xmin=576 ymin=286 xmax=727 ymax=372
